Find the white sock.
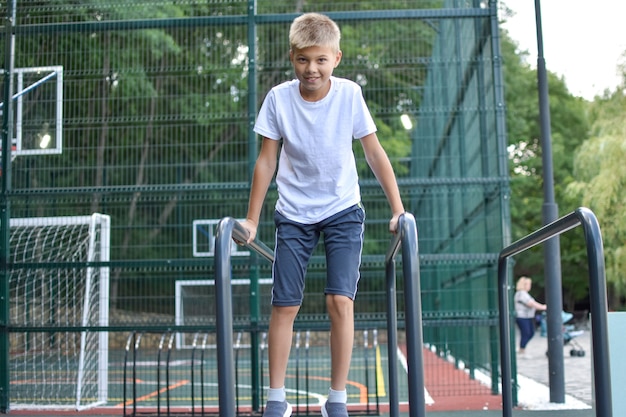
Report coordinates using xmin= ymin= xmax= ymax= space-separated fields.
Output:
xmin=267 ymin=386 xmax=286 ymax=402
xmin=327 ymin=387 xmax=347 ymax=403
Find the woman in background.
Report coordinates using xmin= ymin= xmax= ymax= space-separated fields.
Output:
xmin=514 ymin=276 xmax=547 ymax=358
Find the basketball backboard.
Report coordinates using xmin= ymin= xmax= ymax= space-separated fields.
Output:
xmin=192 ymin=219 xmax=250 ymax=257
xmin=0 ymin=66 xmax=63 ymax=158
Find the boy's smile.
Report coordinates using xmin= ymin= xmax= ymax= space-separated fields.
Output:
xmin=290 ymin=45 xmax=342 ymax=102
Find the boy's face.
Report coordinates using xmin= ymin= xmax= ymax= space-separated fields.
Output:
xmin=290 ymin=45 xmax=342 ymax=101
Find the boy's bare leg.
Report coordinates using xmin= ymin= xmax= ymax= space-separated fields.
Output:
xmin=267 ymin=305 xmax=300 ymax=388
xmin=326 ymin=294 xmax=354 ymax=390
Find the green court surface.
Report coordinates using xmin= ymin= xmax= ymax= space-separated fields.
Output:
xmin=105 ymin=340 xmax=397 ymax=414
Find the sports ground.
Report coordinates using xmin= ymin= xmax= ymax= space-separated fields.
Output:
xmin=7 ymin=330 xmax=598 ymax=417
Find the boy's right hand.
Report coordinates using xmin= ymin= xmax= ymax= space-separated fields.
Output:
xmin=238 ymin=219 xmax=258 ymax=244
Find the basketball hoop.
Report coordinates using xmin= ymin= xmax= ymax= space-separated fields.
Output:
xmin=0 ymin=66 xmax=64 ymax=157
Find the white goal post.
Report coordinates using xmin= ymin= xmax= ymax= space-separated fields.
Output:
xmin=8 ymin=214 xmax=110 ymax=410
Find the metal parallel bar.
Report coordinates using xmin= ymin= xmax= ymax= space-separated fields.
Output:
xmin=234 ymin=332 xmax=243 ymax=412
xmin=384 ymin=213 xmax=426 ymax=417
xmin=498 ymin=207 xmax=612 ymax=417
xmin=385 ymin=249 xmax=400 ymax=417
xmin=214 ymin=218 xmax=238 ymax=417
xmin=230 ymin=221 xmax=274 ymax=264
xmin=214 ymin=218 xmax=275 ymax=414
xmin=400 ymin=214 xmax=426 ymax=417
xmin=215 ymin=213 xmax=426 ymax=415
xmin=214 ymin=217 xmax=274 ymax=415
xmin=497 ymin=255 xmax=513 ymax=415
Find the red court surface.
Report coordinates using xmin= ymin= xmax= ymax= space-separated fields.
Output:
xmin=401 ymin=345 xmax=503 ymax=412
xmin=8 ymin=343 xmax=504 ymax=415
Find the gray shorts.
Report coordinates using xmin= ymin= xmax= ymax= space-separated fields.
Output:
xmin=271 ymin=204 xmax=365 ymax=306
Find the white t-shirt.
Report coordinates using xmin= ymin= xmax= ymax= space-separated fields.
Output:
xmin=514 ymin=290 xmax=536 ymax=319
xmin=254 ymin=76 xmax=377 ymax=224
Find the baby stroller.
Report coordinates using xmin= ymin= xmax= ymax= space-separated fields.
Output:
xmin=539 ymin=311 xmax=585 ymax=357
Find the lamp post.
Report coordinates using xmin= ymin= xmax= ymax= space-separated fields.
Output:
xmin=534 ymin=0 xmax=565 ymax=403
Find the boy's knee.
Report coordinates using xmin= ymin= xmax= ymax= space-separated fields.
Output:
xmin=326 ymin=294 xmax=353 ymax=316
xmin=272 ymin=305 xmax=300 ymax=319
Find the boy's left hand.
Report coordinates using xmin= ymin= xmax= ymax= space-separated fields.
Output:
xmin=237 ymin=219 xmax=258 ymax=244
xmin=389 ymin=212 xmax=403 ymax=234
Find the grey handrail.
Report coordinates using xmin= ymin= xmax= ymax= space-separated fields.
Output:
xmin=214 ymin=213 xmax=426 ymax=415
xmin=498 ymin=207 xmax=612 ymax=417
xmin=384 ymin=212 xmax=426 ymax=417
xmin=214 ymin=217 xmax=273 ymax=416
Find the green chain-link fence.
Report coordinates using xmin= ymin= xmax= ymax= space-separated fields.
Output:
xmin=1 ymin=0 xmax=509 ymax=413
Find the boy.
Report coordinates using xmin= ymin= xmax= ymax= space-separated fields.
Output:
xmin=240 ymin=12 xmax=405 ymax=417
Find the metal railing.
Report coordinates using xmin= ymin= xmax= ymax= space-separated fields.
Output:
xmin=498 ymin=207 xmax=612 ymax=417
xmin=213 ymin=218 xmax=272 ymax=417
xmin=213 ymin=212 xmax=426 ymax=416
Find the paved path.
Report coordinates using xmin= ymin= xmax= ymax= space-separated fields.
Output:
xmin=515 ymin=324 xmax=594 ymax=410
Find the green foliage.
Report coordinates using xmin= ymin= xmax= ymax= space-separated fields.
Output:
xmin=567 ymin=82 xmax=626 ymax=304
xmin=3 ymin=1 xmax=445 ymax=311
xmin=500 ymin=27 xmax=591 ymax=309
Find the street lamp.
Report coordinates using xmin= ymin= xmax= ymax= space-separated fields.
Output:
xmin=534 ymin=0 xmax=565 ymax=404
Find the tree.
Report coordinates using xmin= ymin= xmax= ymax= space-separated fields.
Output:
xmin=499 ymin=27 xmax=591 ymax=309
xmin=567 ymin=61 xmax=626 ymax=308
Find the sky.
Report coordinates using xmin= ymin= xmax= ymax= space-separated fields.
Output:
xmin=501 ymin=0 xmax=626 ymax=100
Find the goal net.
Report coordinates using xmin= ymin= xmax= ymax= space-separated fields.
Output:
xmin=8 ymin=214 xmax=110 ymax=410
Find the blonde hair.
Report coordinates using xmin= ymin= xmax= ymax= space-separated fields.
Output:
xmin=289 ymin=13 xmax=341 ymax=52
xmin=516 ymin=276 xmax=532 ymax=291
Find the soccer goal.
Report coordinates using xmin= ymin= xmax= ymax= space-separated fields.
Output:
xmin=8 ymin=214 xmax=110 ymax=410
